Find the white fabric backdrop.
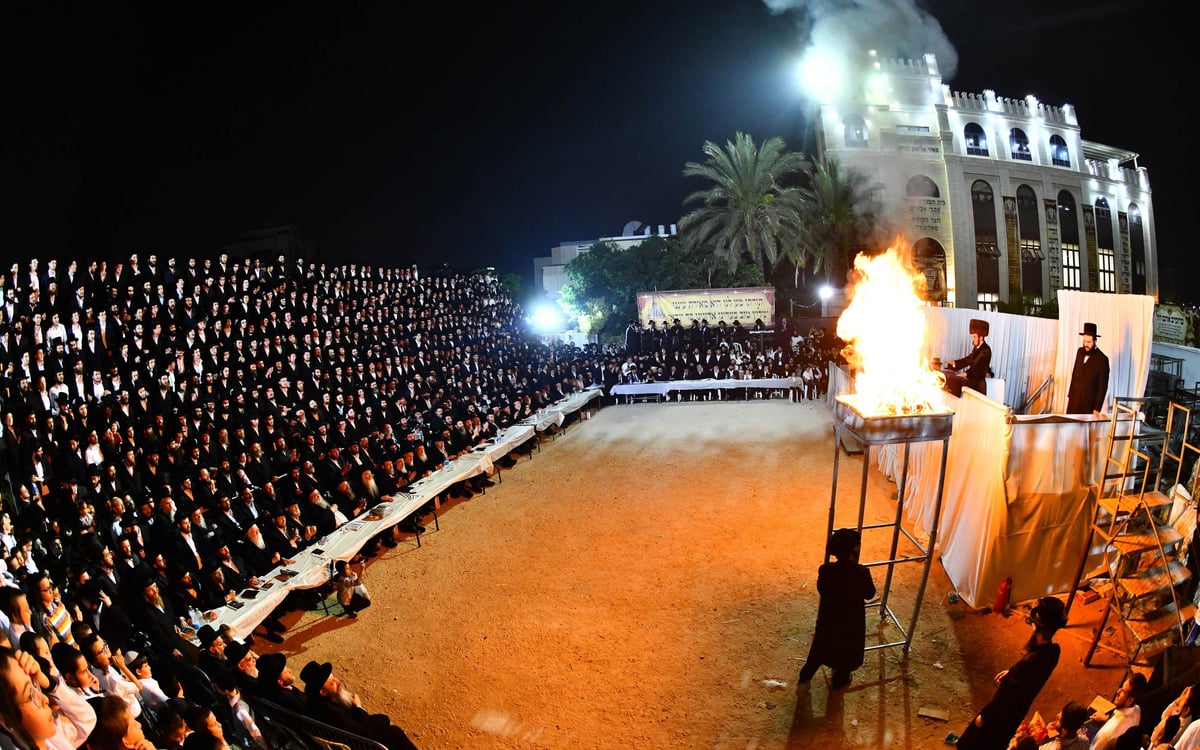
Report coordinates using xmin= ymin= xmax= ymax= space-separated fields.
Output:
xmin=1053 ymin=290 xmax=1156 ymax=413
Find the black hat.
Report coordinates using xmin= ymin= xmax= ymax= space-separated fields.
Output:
xmin=225 ymin=639 xmax=252 ymax=664
xmin=969 ymin=319 xmax=989 ymax=337
xmin=1029 ymin=596 xmax=1067 ymax=632
xmin=196 ymin=624 xmax=221 ymax=648
xmin=1080 ymin=322 xmax=1100 ymax=338
xmin=828 ymin=528 xmax=861 ymax=559
xmin=300 ymin=661 xmax=333 ymax=695
xmin=257 ymin=652 xmax=287 ymax=685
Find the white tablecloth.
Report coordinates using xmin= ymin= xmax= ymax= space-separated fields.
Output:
xmin=611 ymin=378 xmax=791 ymax=400
xmin=202 ymin=387 xmax=604 ymax=639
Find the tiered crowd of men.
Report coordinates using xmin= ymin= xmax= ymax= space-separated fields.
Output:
xmin=0 ymin=254 xmax=618 ymax=750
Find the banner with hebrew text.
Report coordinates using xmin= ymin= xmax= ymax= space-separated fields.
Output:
xmin=637 ymin=287 xmax=775 ymax=328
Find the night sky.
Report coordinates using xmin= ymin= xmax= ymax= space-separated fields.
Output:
xmin=5 ymin=1 xmax=1191 ymax=302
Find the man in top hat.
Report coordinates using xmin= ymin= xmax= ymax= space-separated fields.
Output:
xmin=300 ymin=660 xmax=418 ymax=749
xmin=941 ymin=318 xmax=992 ymax=397
xmin=1066 ymin=322 xmax=1110 ymax=415
xmin=954 ymin=596 xmax=1067 ymax=750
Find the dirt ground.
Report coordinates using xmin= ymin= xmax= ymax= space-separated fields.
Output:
xmin=268 ymin=397 xmax=1133 ymax=749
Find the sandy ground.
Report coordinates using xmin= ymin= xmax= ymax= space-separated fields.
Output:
xmin=269 ymin=397 xmax=1132 ymax=749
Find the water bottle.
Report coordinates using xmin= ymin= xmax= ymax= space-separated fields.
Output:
xmin=189 ymin=607 xmax=203 ymax=630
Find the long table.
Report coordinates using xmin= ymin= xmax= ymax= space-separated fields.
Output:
xmin=610 ymin=378 xmax=792 ymax=403
xmin=201 ymin=387 xmax=604 ymax=639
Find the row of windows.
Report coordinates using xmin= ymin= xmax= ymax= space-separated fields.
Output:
xmin=842 ymin=116 xmax=1072 ymax=166
xmin=970 ymin=181 xmax=1147 ymax=301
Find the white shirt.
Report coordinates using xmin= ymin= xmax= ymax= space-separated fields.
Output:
xmin=48 ymin=679 xmax=99 ymax=750
xmin=1176 ymin=719 xmax=1200 ymax=750
xmin=93 ymin=664 xmax=142 ymax=718
xmin=1090 ymin=705 xmax=1140 ymax=750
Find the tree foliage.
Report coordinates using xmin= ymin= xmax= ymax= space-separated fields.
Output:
xmin=678 ymin=132 xmax=810 ymax=278
xmin=558 ymin=236 xmax=761 ymax=341
xmin=788 ymin=158 xmax=879 ymax=287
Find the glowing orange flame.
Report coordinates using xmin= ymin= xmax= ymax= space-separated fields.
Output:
xmin=836 ymin=243 xmax=947 ymax=416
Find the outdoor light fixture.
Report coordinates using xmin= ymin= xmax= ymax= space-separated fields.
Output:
xmin=797 ymin=45 xmax=845 ymax=103
xmin=819 ymin=284 xmax=834 ymax=317
xmin=527 ymin=303 xmax=565 ymax=333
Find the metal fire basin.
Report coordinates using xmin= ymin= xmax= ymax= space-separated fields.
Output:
xmin=834 ymin=395 xmax=954 ymax=445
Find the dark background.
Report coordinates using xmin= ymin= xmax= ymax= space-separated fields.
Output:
xmin=3 ymin=1 xmax=1191 ymax=302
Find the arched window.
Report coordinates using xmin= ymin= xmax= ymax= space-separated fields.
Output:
xmin=1129 ymin=203 xmax=1146 ymax=294
xmin=844 ymin=115 xmax=868 ymax=148
xmin=1017 ymin=185 xmax=1043 ymax=306
xmin=1058 ymin=191 xmax=1081 ymax=290
xmin=971 ymin=180 xmax=1000 ymax=310
xmin=912 ymin=238 xmax=947 ymax=303
xmin=1095 ymin=197 xmax=1115 ymax=292
xmin=1009 ymin=128 xmax=1032 ymax=161
xmin=1049 ymin=135 xmax=1070 ymax=167
xmin=905 ymin=175 xmax=940 ymax=198
xmin=965 ymin=123 xmax=989 ymax=156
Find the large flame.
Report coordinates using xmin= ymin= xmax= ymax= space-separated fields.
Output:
xmin=836 ymin=244 xmax=946 ymax=416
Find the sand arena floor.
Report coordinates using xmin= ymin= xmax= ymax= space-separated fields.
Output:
xmin=270 ymin=398 xmax=1129 ymax=749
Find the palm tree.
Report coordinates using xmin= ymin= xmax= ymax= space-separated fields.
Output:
xmin=787 ymin=159 xmax=875 ymax=288
xmin=679 ymin=132 xmax=810 ymax=280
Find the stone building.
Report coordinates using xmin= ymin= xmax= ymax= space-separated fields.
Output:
xmin=815 ymin=51 xmax=1157 ymax=310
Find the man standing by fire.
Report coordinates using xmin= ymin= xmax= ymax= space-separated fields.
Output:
xmin=1065 ymin=322 xmax=1109 ymax=415
xmin=942 ymin=319 xmax=992 ymax=397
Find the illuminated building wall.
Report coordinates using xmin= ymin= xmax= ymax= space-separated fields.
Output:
xmin=815 ymin=52 xmax=1158 ymax=310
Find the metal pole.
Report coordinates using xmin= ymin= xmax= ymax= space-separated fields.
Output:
xmin=827 ymin=424 xmax=843 ymax=562
xmin=878 ymin=442 xmax=910 ymax=620
xmin=904 ymin=435 xmax=950 ymax=653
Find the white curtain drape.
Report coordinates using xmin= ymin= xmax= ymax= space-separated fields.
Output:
xmin=938 ymin=389 xmax=1013 ymax=608
xmin=1053 ymin=290 xmax=1156 ymax=413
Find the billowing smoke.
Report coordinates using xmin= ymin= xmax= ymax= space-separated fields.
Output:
xmin=764 ymin=0 xmax=958 ymax=97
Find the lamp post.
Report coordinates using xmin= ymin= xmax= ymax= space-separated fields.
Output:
xmin=819 ymin=285 xmax=834 ymax=318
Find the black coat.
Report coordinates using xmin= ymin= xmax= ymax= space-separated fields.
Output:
xmin=949 ymin=341 xmax=992 ymax=395
xmin=955 ymin=640 xmax=1061 ymax=750
xmin=804 ymin=558 xmax=876 ymax=671
xmin=1066 ymin=346 xmax=1110 ymax=413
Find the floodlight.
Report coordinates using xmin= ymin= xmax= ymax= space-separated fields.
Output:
xmin=528 ymin=304 xmax=564 ymax=333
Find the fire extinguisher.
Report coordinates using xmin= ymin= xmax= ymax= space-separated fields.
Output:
xmin=992 ymin=577 xmax=1013 ymax=614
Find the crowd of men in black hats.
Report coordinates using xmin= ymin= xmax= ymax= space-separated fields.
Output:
xmin=0 ymin=252 xmax=620 ymax=748
xmin=615 ymin=316 xmax=843 ymax=400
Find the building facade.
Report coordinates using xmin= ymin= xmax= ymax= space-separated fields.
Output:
xmin=815 ymin=51 xmax=1157 ymax=310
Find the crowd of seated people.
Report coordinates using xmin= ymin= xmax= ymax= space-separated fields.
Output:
xmin=0 ymin=252 xmax=620 ymax=748
xmin=612 ymin=316 xmax=841 ymax=402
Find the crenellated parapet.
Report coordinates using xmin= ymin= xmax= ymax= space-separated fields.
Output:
xmin=942 ymin=88 xmax=1077 ymax=126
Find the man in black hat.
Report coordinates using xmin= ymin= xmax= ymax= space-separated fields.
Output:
xmin=196 ymin=623 xmax=231 ymax=680
xmin=1066 ymin=322 xmax=1110 ymax=415
xmin=953 ymin=596 xmax=1066 ymax=750
xmin=942 ymin=318 xmax=992 ymax=397
xmin=299 ymin=660 xmax=418 ymax=749
xmin=255 ymin=652 xmax=305 ymax=712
